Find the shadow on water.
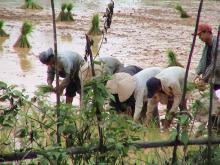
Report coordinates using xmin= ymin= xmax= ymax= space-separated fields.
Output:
xmin=14 ymin=48 xmax=32 ymax=72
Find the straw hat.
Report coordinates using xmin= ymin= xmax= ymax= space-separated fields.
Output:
xmin=106 ymin=72 xmax=136 ymax=102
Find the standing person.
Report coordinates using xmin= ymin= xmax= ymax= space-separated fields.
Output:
xmin=39 ymin=48 xmax=84 ymax=104
xmin=146 ymin=66 xmax=187 ymax=126
xmin=194 ymin=23 xmax=220 ymax=128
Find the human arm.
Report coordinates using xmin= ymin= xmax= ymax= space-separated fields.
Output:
xmin=133 ymin=89 xmax=144 ymax=122
xmin=169 ymin=83 xmax=182 ymax=113
xmin=47 ymin=66 xmax=55 ymax=86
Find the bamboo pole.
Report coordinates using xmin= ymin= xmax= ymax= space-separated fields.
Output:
xmin=50 ymin=0 xmax=61 ymax=144
xmin=172 ymin=0 xmax=204 ymax=164
xmin=85 ymin=34 xmax=104 ymax=152
xmin=207 ymin=25 xmax=220 ymax=163
xmin=2 ymin=138 xmax=220 ymax=162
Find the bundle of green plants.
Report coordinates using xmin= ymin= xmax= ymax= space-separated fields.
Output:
xmin=175 ymin=4 xmax=190 ymax=18
xmin=56 ymin=3 xmax=67 ymax=21
xmin=167 ymin=49 xmax=184 ymax=67
xmin=21 ymin=0 xmax=43 ymax=9
xmin=0 ymin=20 xmax=9 ymax=37
xmin=88 ymin=14 xmax=102 ymax=35
xmin=14 ymin=21 xmax=33 ymax=48
xmin=66 ymin=3 xmax=74 ymax=21
xmin=36 ymin=84 xmax=54 ymax=94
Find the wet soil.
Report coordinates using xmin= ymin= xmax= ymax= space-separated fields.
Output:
xmin=0 ymin=0 xmax=220 ymax=105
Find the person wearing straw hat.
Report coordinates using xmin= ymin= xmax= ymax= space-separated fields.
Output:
xmin=146 ymin=66 xmax=188 ymax=126
xmin=193 ymin=23 xmax=220 ymax=128
xmin=106 ymin=67 xmax=162 ymax=124
xmin=110 ymin=65 xmax=143 ymax=115
xmin=39 ymin=48 xmax=84 ymax=104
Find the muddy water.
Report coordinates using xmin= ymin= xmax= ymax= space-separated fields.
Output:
xmin=0 ymin=0 xmax=220 ymax=97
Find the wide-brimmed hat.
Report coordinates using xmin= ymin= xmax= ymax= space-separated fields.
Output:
xmin=106 ymin=72 xmax=136 ymax=102
xmin=39 ymin=48 xmax=54 ymax=64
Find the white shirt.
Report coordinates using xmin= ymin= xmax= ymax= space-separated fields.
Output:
xmin=133 ymin=67 xmax=162 ymax=121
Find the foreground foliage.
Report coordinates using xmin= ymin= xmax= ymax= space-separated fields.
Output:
xmin=0 ymin=74 xmax=220 ymax=164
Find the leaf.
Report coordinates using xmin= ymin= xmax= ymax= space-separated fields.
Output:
xmin=93 ymin=60 xmax=102 ymax=65
xmin=179 ymin=131 xmax=189 ymax=145
xmin=169 ymin=129 xmax=178 ymax=141
xmin=178 ymin=114 xmax=189 ymax=125
xmin=0 ymin=81 xmax=7 ymax=89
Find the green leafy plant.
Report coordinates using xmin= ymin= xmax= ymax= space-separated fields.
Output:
xmin=21 ymin=0 xmax=43 ymax=9
xmin=167 ymin=49 xmax=184 ymax=67
xmin=88 ymin=14 xmax=102 ymax=35
xmin=14 ymin=21 xmax=33 ymax=48
xmin=0 ymin=20 xmax=9 ymax=37
xmin=175 ymin=4 xmax=190 ymax=18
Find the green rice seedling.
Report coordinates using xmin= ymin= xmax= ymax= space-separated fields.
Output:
xmin=167 ymin=49 xmax=184 ymax=67
xmin=66 ymin=3 xmax=74 ymax=21
xmin=36 ymin=84 xmax=54 ymax=94
xmin=14 ymin=21 xmax=33 ymax=48
xmin=88 ymin=14 xmax=102 ymax=35
xmin=0 ymin=20 xmax=9 ymax=37
xmin=56 ymin=3 xmax=68 ymax=21
xmin=21 ymin=0 xmax=43 ymax=9
xmin=175 ymin=4 xmax=190 ymax=18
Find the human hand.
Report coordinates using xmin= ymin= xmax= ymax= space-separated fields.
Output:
xmin=194 ymin=75 xmax=202 ymax=83
xmin=53 ymin=87 xmax=64 ymax=95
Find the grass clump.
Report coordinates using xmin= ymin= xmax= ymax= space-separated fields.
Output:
xmin=0 ymin=20 xmax=9 ymax=37
xmin=175 ymin=4 xmax=190 ymax=18
xmin=167 ymin=49 xmax=184 ymax=67
xmin=57 ymin=3 xmax=74 ymax=22
xmin=14 ymin=21 xmax=33 ymax=48
xmin=88 ymin=14 xmax=102 ymax=35
xmin=21 ymin=0 xmax=43 ymax=9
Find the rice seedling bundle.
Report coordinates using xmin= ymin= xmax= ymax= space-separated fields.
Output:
xmin=36 ymin=84 xmax=54 ymax=94
xmin=167 ymin=49 xmax=184 ymax=67
xmin=57 ymin=3 xmax=67 ymax=21
xmin=88 ymin=14 xmax=102 ymax=35
xmin=21 ymin=0 xmax=43 ymax=9
xmin=14 ymin=21 xmax=33 ymax=48
xmin=0 ymin=20 xmax=9 ymax=37
xmin=66 ymin=3 xmax=74 ymax=21
xmin=175 ymin=4 xmax=190 ymax=18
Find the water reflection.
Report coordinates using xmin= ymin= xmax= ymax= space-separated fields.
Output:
xmin=14 ymin=48 xmax=32 ymax=72
xmin=61 ymin=33 xmax=72 ymax=42
xmin=90 ymin=35 xmax=102 ymax=56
